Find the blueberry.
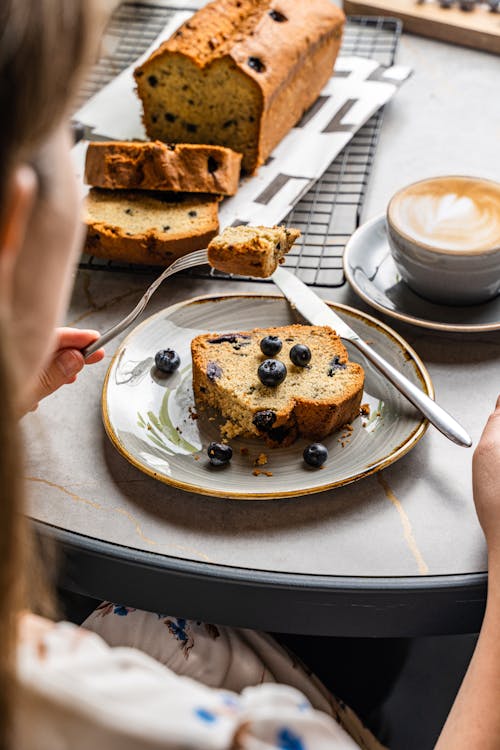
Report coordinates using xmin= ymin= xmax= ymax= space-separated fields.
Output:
xmin=260 ymin=335 xmax=282 ymax=356
xmin=327 ymin=355 xmax=347 ymax=376
xmin=290 ymin=343 xmax=311 ymax=367
xmin=258 ymin=359 xmax=287 ymax=387
xmin=207 ymin=156 xmax=219 ymax=173
xmin=269 ymin=9 xmax=288 ymax=21
xmin=303 ymin=443 xmax=328 ymax=468
xmin=208 ymin=333 xmax=250 ymax=344
xmin=206 ymin=362 xmax=223 ymax=381
xmin=252 ymin=410 xmax=277 ymax=432
xmin=207 ymin=442 xmax=232 ymax=466
xmin=155 ymin=349 xmax=180 ymax=373
xmin=247 ymin=56 xmax=266 ymax=73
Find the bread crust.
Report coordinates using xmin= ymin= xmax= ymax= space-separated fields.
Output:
xmin=191 ymin=324 xmax=364 ymax=447
xmin=84 ymin=141 xmax=242 ymax=195
xmin=134 ymin=0 xmax=345 ymax=173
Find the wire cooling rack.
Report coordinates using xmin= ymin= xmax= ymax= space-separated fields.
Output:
xmin=79 ymin=5 xmax=401 ymax=288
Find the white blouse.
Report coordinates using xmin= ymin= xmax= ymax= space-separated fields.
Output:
xmin=14 ymin=608 xmax=385 ymax=750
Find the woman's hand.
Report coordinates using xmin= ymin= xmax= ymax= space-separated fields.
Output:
xmin=472 ymin=394 xmax=500 ymax=561
xmin=28 ymin=327 xmax=105 ymax=412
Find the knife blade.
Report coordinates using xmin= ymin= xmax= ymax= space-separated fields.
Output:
xmin=271 ymin=266 xmax=472 ymax=448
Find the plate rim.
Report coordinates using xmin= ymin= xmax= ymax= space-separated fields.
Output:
xmin=102 ymin=292 xmax=433 ymax=499
xmin=343 ymin=214 xmax=500 ymax=334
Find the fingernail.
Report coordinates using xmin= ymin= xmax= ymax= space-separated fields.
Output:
xmin=56 ymin=350 xmax=81 ymax=378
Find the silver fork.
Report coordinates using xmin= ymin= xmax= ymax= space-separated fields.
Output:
xmin=82 ymin=249 xmax=209 ymax=358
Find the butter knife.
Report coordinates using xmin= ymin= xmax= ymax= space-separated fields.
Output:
xmin=271 ymin=266 xmax=472 ymax=447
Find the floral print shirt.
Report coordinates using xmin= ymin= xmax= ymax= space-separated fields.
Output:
xmin=14 ymin=609 xmax=385 ymax=750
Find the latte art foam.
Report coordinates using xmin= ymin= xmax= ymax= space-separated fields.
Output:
xmin=390 ymin=178 xmax=500 ymax=253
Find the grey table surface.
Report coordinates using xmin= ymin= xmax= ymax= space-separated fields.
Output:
xmin=23 ymin=31 xmax=500 ymax=632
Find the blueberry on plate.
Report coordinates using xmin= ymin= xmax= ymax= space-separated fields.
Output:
xmin=303 ymin=443 xmax=328 ymax=468
xmin=258 ymin=359 xmax=287 ymax=386
xmin=290 ymin=343 xmax=311 ymax=367
xmin=207 ymin=441 xmax=233 ymax=466
xmin=260 ymin=335 xmax=282 ymax=356
xmin=155 ymin=349 xmax=180 ymax=373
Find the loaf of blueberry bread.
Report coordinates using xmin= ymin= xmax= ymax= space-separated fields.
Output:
xmin=84 ymin=188 xmax=219 ymax=265
xmin=134 ymin=0 xmax=345 ymax=173
xmin=191 ymin=324 xmax=364 ymax=447
xmin=208 ymin=225 xmax=300 ymax=277
xmin=84 ymin=141 xmax=242 ymax=196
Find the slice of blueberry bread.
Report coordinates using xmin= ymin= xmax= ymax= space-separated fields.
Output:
xmin=207 ymin=225 xmax=300 ymax=277
xmin=191 ymin=324 xmax=364 ymax=447
xmin=84 ymin=188 xmax=219 ymax=265
xmin=84 ymin=141 xmax=242 ymax=196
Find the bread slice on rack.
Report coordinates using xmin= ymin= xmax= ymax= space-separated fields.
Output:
xmin=84 ymin=141 xmax=242 ymax=196
xmin=84 ymin=188 xmax=219 ymax=265
xmin=208 ymin=225 xmax=300 ymax=277
xmin=191 ymin=324 xmax=364 ymax=447
xmin=134 ymin=0 xmax=345 ymax=173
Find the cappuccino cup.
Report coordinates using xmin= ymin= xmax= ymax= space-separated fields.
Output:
xmin=386 ymin=176 xmax=500 ymax=305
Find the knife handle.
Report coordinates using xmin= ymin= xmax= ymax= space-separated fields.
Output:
xmin=351 ymin=338 xmax=472 ymax=447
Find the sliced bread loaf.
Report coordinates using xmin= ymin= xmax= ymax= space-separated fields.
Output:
xmin=84 ymin=141 xmax=242 ymax=196
xmin=84 ymin=189 xmax=219 ymax=265
xmin=208 ymin=225 xmax=300 ymax=277
xmin=134 ymin=0 xmax=345 ymax=173
xmin=191 ymin=324 xmax=364 ymax=447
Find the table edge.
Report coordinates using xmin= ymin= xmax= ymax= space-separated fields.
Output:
xmin=38 ymin=520 xmax=487 ymax=637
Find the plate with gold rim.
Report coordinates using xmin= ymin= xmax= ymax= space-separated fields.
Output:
xmin=102 ymin=293 xmax=432 ymax=499
xmin=344 ymin=215 xmax=500 ymax=333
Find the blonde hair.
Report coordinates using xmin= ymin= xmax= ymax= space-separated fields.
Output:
xmin=0 ymin=1 xmax=101 ymax=745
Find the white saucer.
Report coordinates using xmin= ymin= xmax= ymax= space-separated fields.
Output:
xmin=343 ymin=214 xmax=500 ymax=333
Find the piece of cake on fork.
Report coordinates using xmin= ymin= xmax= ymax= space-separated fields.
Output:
xmin=207 ymin=224 xmax=300 ymax=277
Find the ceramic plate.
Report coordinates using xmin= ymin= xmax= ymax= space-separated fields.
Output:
xmin=102 ymin=294 xmax=432 ymax=499
xmin=344 ymin=215 xmax=500 ymax=333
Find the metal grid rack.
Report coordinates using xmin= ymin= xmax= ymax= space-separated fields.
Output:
xmin=79 ymin=5 xmax=401 ymax=288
